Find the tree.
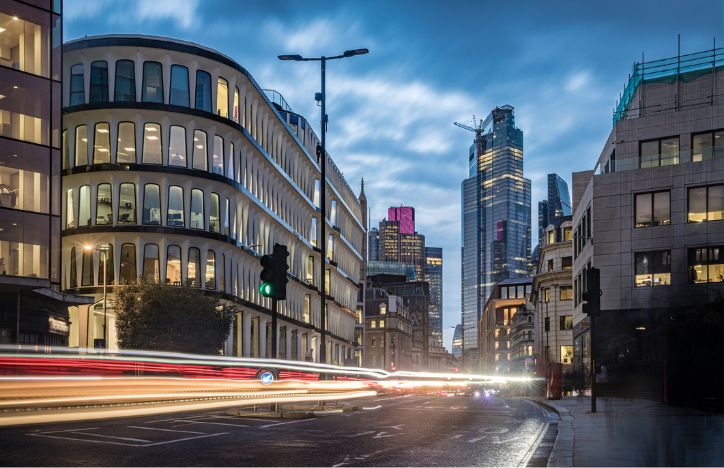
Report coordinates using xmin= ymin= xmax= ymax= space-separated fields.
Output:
xmin=115 ymin=282 xmax=232 ymax=354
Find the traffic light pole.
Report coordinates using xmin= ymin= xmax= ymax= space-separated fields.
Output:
xmin=590 ymin=311 xmax=596 ymax=413
xmin=271 ymin=298 xmax=278 ymax=359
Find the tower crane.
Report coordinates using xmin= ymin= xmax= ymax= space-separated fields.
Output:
xmin=454 ymin=114 xmax=491 ymax=161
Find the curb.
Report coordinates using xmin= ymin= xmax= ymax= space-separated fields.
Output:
xmin=526 ymin=398 xmax=574 ymax=467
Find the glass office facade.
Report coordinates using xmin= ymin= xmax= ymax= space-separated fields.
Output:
xmin=460 ymin=106 xmax=531 ymax=364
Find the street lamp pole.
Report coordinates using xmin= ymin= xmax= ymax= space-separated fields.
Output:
xmin=278 ymin=48 xmax=368 ymax=364
xmin=84 ymin=243 xmax=109 ymax=349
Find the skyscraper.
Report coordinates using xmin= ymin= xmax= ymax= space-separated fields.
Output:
xmin=368 ymin=227 xmax=380 ymax=262
xmin=377 ymin=215 xmax=426 ymax=281
xmin=538 ymin=174 xmax=572 ymax=243
xmin=388 ymin=206 xmax=415 ymax=235
xmin=424 ymin=247 xmax=443 ymax=347
xmin=460 ymin=105 xmax=531 ymax=369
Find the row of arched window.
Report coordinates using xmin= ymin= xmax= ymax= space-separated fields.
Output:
xmin=66 ymin=182 xmax=232 ymax=234
xmin=70 ymin=60 xmax=240 ymax=121
xmin=68 ymin=244 xmax=215 ymax=289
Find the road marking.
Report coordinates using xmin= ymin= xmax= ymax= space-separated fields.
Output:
xmin=127 ymin=425 xmax=206 ymax=435
xmin=468 ymin=436 xmax=487 ymax=443
xmin=347 ymin=430 xmax=376 ymax=437
xmin=73 ymin=432 xmax=152 ymax=443
xmin=28 ymin=433 xmax=139 ymax=447
xmin=372 ymin=431 xmax=394 ymax=439
xmin=260 ymin=418 xmax=315 ymax=428
xmin=143 ymin=432 xmax=228 ymax=447
xmin=362 ymin=405 xmax=381 ymax=410
xmin=380 ymin=424 xmax=403 ymax=430
xmin=27 ymin=427 xmax=98 ymax=434
xmin=146 ymin=415 xmax=206 ymax=423
xmin=213 ymin=415 xmax=280 ymax=423
xmin=517 ymin=422 xmax=549 ymax=467
xmin=170 ymin=419 xmax=249 ymax=427
xmin=449 ymin=434 xmax=463 ymax=439
xmin=491 ymin=435 xmax=522 ymax=444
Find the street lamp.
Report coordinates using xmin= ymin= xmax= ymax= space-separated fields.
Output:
xmin=84 ymin=243 xmax=110 ymax=349
xmin=278 ymin=48 xmax=369 ymax=364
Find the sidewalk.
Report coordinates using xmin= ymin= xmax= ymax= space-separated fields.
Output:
xmin=542 ymin=396 xmax=724 ymax=466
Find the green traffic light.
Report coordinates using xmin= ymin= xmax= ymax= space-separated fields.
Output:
xmin=260 ymin=282 xmax=273 ymax=297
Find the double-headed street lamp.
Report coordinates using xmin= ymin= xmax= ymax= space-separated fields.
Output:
xmin=278 ymin=48 xmax=368 ymax=364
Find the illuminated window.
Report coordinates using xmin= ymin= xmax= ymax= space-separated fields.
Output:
xmin=561 ymin=345 xmax=573 ymax=365
xmin=167 ymin=185 xmax=184 ymax=227
xmin=81 ymin=248 xmax=94 ymax=286
xmin=313 ymin=179 xmax=321 ymax=208
xmin=62 ymin=129 xmax=70 ymax=169
xmin=190 ymin=189 xmax=204 ymax=229
xmin=233 ymin=87 xmax=240 ymax=123
xmin=306 ymin=256 xmax=314 ymax=284
xmin=692 ymin=130 xmax=724 ymax=162
xmin=118 ymin=183 xmax=135 ymax=224
xmin=166 ymin=245 xmax=181 ymax=285
xmin=635 ymin=250 xmax=671 ymax=287
xmin=379 ymin=320 xmax=385 ymax=328
xmin=169 ymin=125 xmax=187 ymax=167
xmin=116 ymin=122 xmax=135 ymax=163
xmin=96 ymin=183 xmax=112 ymax=225
xmin=209 ymin=192 xmax=220 ymax=233
xmin=370 ymin=320 xmax=376 ymax=329
xmin=560 ymin=286 xmax=573 ymax=301
xmin=142 ymin=123 xmax=162 ymax=164
xmin=688 ymin=185 xmax=724 ymax=223
xmin=78 ymin=185 xmax=90 ymax=226
xmin=212 ymin=135 xmax=224 ymax=175
xmin=75 ymin=125 xmax=88 ymax=166
xmin=142 ymin=184 xmax=161 ymax=225
xmin=69 ymin=247 xmax=77 ymax=288
xmin=303 ymin=294 xmax=311 ymax=323
xmin=192 ymin=130 xmax=208 ymax=170
xmin=327 ymin=234 xmax=334 ymax=260
xmin=216 ymin=77 xmax=229 ymax=118
xmin=92 ymin=122 xmax=110 ymax=164
xmin=379 ymin=303 xmax=387 ymax=315
xmin=559 ymin=315 xmax=573 ymax=330
xmin=65 ymin=188 xmax=75 ymax=228
xmin=689 ymin=247 xmax=724 ymax=284
xmin=547 ymin=229 xmax=555 ymax=245
xmin=330 ymin=200 xmax=337 ymax=226
xmin=310 ymin=218 xmax=318 ymax=246
xmin=635 ymin=191 xmax=670 ymax=227
xmin=640 ymin=137 xmax=679 ymax=168
xmin=563 ymin=227 xmax=572 ymax=242
xmin=227 ymin=142 xmax=235 ymax=179
xmin=223 ymin=198 xmax=230 ymax=236
xmin=205 ymin=250 xmax=216 ymax=290
xmin=543 ymin=288 xmax=550 ymax=303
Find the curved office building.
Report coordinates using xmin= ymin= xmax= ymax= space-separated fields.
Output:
xmin=61 ymin=35 xmax=365 ymax=364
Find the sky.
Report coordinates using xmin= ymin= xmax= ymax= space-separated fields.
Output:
xmin=64 ymin=0 xmax=723 ymax=351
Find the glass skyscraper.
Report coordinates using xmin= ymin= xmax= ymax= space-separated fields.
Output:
xmin=538 ymin=173 xmax=572 ymax=242
xmin=460 ymin=105 xmax=531 ymax=368
xmin=424 ymin=247 xmax=443 ymax=347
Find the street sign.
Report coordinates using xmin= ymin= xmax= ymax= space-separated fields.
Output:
xmin=260 ymin=371 xmax=275 ymax=385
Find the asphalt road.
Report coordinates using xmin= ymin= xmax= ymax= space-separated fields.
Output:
xmin=0 ymin=394 xmax=558 ymax=466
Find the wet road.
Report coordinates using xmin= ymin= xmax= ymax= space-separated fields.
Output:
xmin=0 ymin=394 xmax=558 ymax=466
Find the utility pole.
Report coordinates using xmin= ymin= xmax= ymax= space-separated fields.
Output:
xmin=582 ymin=267 xmax=601 ymax=413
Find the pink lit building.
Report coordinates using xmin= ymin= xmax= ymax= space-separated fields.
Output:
xmin=388 ymin=206 xmax=415 ymax=235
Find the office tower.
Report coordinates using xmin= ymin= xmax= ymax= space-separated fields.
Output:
xmin=538 ymin=174 xmax=571 ymax=243
xmin=368 ymin=227 xmax=380 ymax=261
xmin=388 ymin=206 xmax=415 ymax=235
xmin=460 ymin=105 xmax=532 ymax=369
xmin=424 ymin=247 xmax=443 ymax=347
xmin=377 ymin=215 xmax=425 ymax=281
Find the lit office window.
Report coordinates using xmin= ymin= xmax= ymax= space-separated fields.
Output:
xmin=65 ymin=188 xmax=75 ymax=228
xmin=78 ymin=185 xmax=91 ymax=226
xmin=327 ymin=235 xmax=334 ymax=260
xmin=166 ymin=245 xmax=182 ymax=285
xmin=561 ymin=345 xmax=573 ymax=365
xmin=96 ymin=183 xmax=112 ymax=225
xmin=118 ymin=183 xmax=136 ymax=224
xmin=81 ymin=248 xmax=94 ymax=286
xmin=190 ymin=188 xmax=204 ymax=229
xmin=635 ymin=250 xmax=671 ymax=287
xmin=89 ymin=61 xmax=108 ymax=103
xmin=188 ymin=247 xmax=201 ymax=287
xmin=92 ymin=122 xmax=111 ymax=164
xmin=313 ymin=180 xmax=321 ymax=208
xmin=114 ymin=60 xmax=136 ymax=102
xmin=227 ymin=142 xmax=234 ymax=179
xmin=640 ymin=137 xmax=679 ymax=168
xmin=233 ymin=87 xmax=240 ymax=123
xmin=688 ymin=185 xmax=724 ymax=223
xmin=209 ymin=193 xmax=220 ymax=233
xmin=169 ymin=65 xmax=190 ymax=107
xmin=559 ymin=315 xmax=573 ymax=330
xmin=142 ymin=184 xmax=161 ymax=225
xmin=119 ymin=243 xmax=136 ymax=284
xmin=563 ymin=227 xmax=572 ymax=241
xmin=70 ymin=64 xmax=84 ymax=105
xmin=69 ymin=247 xmax=77 ymax=288
xmin=75 ymin=125 xmax=88 ymax=166
xmin=195 ymin=70 xmax=212 ymax=112
xmin=192 ymin=130 xmax=208 ymax=170
xmin=310 ymin=218 xmax=318 ymax=246
xmin=97 ymin=244 xmax=114 ymax=285
xmin=142 ymin=123 xmax=162 ymax=164
xmin=635 ymin=191 xmax=670 ymax=227
xmin=212 ymin=135 xmax=224 ymax=175
xmin=692 ymin=131 xmax=724 ymax=162
xmin=116 ymin=122 xmax=136 ymax=163
xmin=330 ymin=200 xmax=337 ymax=226
xmin=217 ymin=77 xmax=229 ymax=118
xmin=167 ymin=186 xmax=184 ymax=227
xmin=689 ymin=247 xmax=724 ymax=284
xmin=62 ymin=129 xmax=70 ymax=169
xmin=0 ymin=12 xmax=49 ymax=77
xmin=142 ymin=243 xmax=160 ymax=283
xmin=142 ymin=61 xmax=164 ymax=103
xmin=205 ymin=250 xmax=216 ymax=290
xmin=169 ymin=125 xmax=187 ymax=167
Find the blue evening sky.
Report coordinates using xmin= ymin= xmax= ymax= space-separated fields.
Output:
xmin=64 ymin=0 xmax=723 ymax=350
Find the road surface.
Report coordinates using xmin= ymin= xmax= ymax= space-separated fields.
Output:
xmin=0 ymin=394 xmax=558 ymax=466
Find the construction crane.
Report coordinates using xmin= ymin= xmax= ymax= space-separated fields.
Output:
xmin=454 ymin=114 xmax=491 ymax=162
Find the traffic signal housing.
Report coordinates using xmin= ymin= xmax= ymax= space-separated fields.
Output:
xmin=581 ymin=267 xmax=601 ymax=318
xmin=258 ymin=243 xmax=289 ymax=300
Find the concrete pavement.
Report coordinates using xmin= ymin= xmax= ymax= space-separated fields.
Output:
xmin=541 ymin=396 xmax=724 ymax=466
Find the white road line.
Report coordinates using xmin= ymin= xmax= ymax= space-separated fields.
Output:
xmin=517 ymin=422 xmax=549 ymax=467
xmin=28 ymin=427 xmax=98 ymax=435
xmin=28 ymin=433 xmax=139 ymax=447
xmin=216 ymin=416 xmax=280 ymax=423
xmin=73 ymin=432 xmax=152 ymax=443
xmin=146 ymin=415 xmax=206 ymax=423
xmin=260 ymin=418 xmax=315 ymax=429
xmin=362 ymin=405 xmax=381 ymax=410
xmin=172 ymin=419 xmax=249 ymax=427
xmin=468 ymin=436 xmax=487 ymax=443
xmin=143 ymin=432 xmax=228 ymax=447
xmin=127 ymin=425 xmax=206 ymax=435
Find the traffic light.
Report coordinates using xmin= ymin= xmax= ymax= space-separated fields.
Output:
xmin=581 ymin=267 xmax=601 ymax=317
xmin=259 ymin=254 xmax=274 ymax=297
xmin=258 ymin=244 xmax=289 ymax=300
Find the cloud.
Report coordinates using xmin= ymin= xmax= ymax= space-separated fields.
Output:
xmin=133 ymin=0 xmax=201 ymax=30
